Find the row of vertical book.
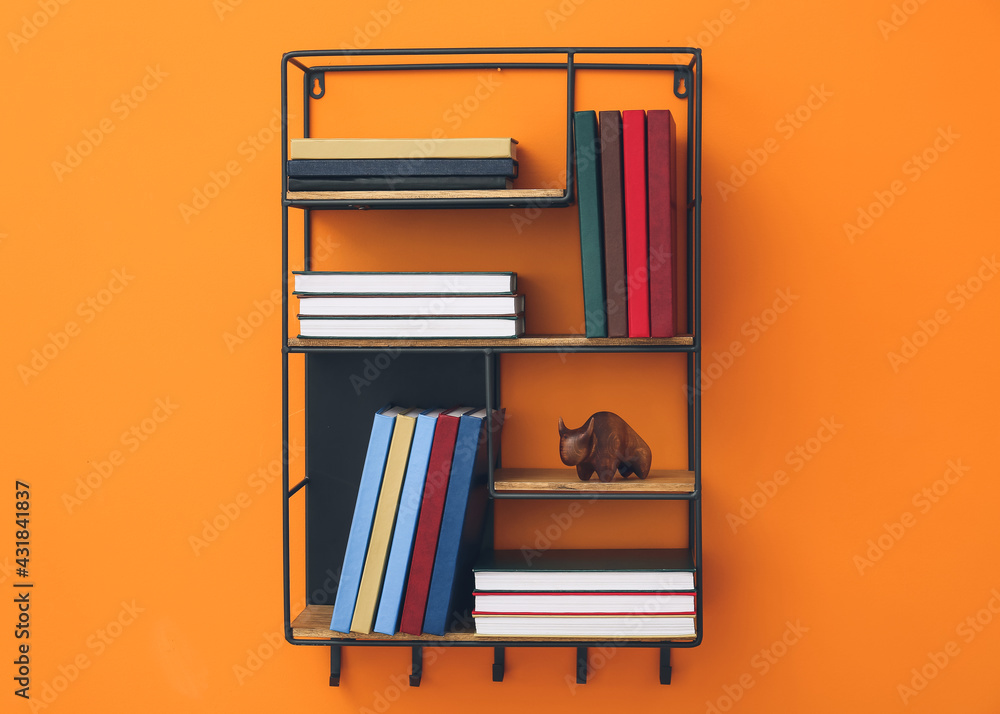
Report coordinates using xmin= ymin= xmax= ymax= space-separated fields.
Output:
xmin=330 ymin=405 xmax=503 ymax=636
xmin=574 ymin=109 xmax=682 ymax=338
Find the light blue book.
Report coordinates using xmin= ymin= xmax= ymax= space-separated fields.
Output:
xmin=330 ymin=405 xmax=408 ymax=633
xmin=372 ymin=407 xmax=446 ymax=635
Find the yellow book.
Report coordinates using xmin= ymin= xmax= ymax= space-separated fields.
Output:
xmin=290 ymin=137 xmax=517 ymax=160
xmin=350 ymin=408 xmax=421 ymax=633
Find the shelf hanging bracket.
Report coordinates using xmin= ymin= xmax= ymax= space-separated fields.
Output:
xmin=307 ymin=71 xmax=325 ymax=99
xmin=673 ymin=68 xmax=691 ymax=99
xmin=409 ymin=646 xmax=422 ymax=687
xmin=659 ymin=647 xmax=672 ymax=685
xmin=329 ymin=645 xmax=341 ymax=687
xmin=576 ymin=647 xmax=588 ymax=684
xmin=492 ymin=646 xmax=505 ymax=682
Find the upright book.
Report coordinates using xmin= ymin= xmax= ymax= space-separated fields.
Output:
xmin=573 ymin=110 xmax=607 ymax=338
xmin=599 ymin=110 xmax=628 ymax=337
xmin=422 ymin=407 xmax=505 ymax=636
xmin=329 ymin=405 xmax=408 ymax=634
xmin=647 ymin=109 xmax=680 ymax=338
xmin=350 ymin=408 xmax=421 ymax=634
xmin=622 ymin=110 xmax=650 ymax=337
xmin=398 ymin=407 xmax=472 ymax=635
xmin=372 ymin=408 xmax=446 ymax=635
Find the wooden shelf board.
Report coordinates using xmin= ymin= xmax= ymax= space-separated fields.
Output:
xmin=288 ymin=335 xmax=695 ymax=349
xmin=287 ymin=188 xmax=566 ymax=201
xmin=493 ymin=468 xmax=696 ymax=494
xmin=291 ymin=605 xmax=696 ymax=642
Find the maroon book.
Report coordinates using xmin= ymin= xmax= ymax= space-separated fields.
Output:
xmin=398 ymin=407 xmax=468 ymax=635
xmin=599 ymin=111 xmax=628 ymax=338
xmin=622 ymin=110 xmax=650 ymax=337
xmin=647 ymin=109 xmax=679 ymax=337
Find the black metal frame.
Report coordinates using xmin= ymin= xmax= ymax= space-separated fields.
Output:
xmin=281 ymin=46 xmax=702 ymax=686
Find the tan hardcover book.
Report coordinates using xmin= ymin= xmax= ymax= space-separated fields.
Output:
xmin=350 ymin=408 xmax=421 ymax=633
xmin=290 ymin=137 xmax=517 ymax=160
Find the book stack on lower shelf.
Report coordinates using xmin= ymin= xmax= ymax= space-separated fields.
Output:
xmin=287 ymin=137 xmax=518 ymax=192
xmin=573 ymin=109 xmax=681 ymax=339
xmin=294 ymin=271 xmax=525 ymax=338
xmin=472 ymin=548 xmax=697 ymax=638
xmin=330 ymin=405 xmax=504 ymax=637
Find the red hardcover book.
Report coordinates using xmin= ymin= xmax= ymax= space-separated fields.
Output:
xmin=647 ymin=110 xmax=679 ymax=337
xmin=398 ymin=407 xmax=469 ymax=635
xmin=622 ymin=110 xmax=650 ymax=337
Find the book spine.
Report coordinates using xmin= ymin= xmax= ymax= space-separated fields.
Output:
xmin=287 ymin=176 xmax=512 ymax=191
xmin=398 ymin=415 xmax=462 ymax=635
xmin=599 ymin=111 xmax=628 ymax=338
xmin=574 ymin=111 xmax=608 ymax=338
xmin=350 ymin=413 xmax=418 ymax=634
xmin=286 ymin=158 xmax=517 ymax=177
xmin=329 ymin=410 xmax=396 ymax=633
xmin=622 ymin=110 xmax=650 ymax=338
xmin=647 ymin=110 xmax=679 ymax=338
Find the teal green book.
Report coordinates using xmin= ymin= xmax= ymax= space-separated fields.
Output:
xmin=573 ymin=111 xmax=608 ymax=337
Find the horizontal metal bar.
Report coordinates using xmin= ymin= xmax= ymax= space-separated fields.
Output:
xmin=286 ymin=345 xmax=697 ymax=355
xmin=287 ymin=477 xmax=309 ymax=497
xmin=302 ymin=61 xmax=693 ymax=74
xmin=285 ymin=637 xmax=702 ymax=649
xmin=284 ymin=46 xmax=700 ymax=60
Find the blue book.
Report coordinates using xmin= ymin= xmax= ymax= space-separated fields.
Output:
xmin=329 ymin=405 xmax=408 ymax=633
xmin=372 ymin=408 xmax=446 ymax=635
xmin=422 ymin=408 xmax=504 ymax=636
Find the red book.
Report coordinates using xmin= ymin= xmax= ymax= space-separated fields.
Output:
xmin=622 ymin=110 xmax=650 ymax=337
xmin=398 ymin=407 xmax=469 ymax=635
xmin=647 ymin=109 xmax=679 ymax=337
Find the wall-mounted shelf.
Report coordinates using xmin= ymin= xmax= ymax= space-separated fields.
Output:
xmin=281 ymin=45 xmax=703 ymax=688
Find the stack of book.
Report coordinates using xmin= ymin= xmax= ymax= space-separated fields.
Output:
xmin=293 ymin=271 xmax=525 ymax=338
xmin=471 ymin=548 xmax=696 ymax=638
xmin=573 ymin=109 xmax=681 ymax=338
xmin=287 ymin=137 xmax=519 ymax=192
xmin=331 ymin=405 xmax=505 ymax=637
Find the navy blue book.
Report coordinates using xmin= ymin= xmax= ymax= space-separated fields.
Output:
xmin=422 ymin=407 xmax=505 ymax=636
xmin=329 ymin=405 xmax=408 ymax=634
xmin=286 ymin=158 xmax=518 ymax=178
xmin=372 ymin=407 xmax=446 ymax=635
xmin=287 ymin=176 xmax=512 ymax=191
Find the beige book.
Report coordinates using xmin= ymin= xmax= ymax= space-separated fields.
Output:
xmin=350 ymin=408 xmax=421 ymax=633
xmin=290 ymin=137 xmax=517 ymax=160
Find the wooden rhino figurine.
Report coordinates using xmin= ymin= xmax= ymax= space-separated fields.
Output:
xmin=557 ymin=411 xmax=652 ymax=482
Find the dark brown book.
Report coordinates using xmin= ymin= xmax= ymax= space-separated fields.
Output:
xmin=599 ymin=111 xmax=628 ymax=337
xmin=647 ymin=110 xmax=679 ymax=337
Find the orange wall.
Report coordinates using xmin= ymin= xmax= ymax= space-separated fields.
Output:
xmin=4 ymin=1 xmax=1000 ymax=712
